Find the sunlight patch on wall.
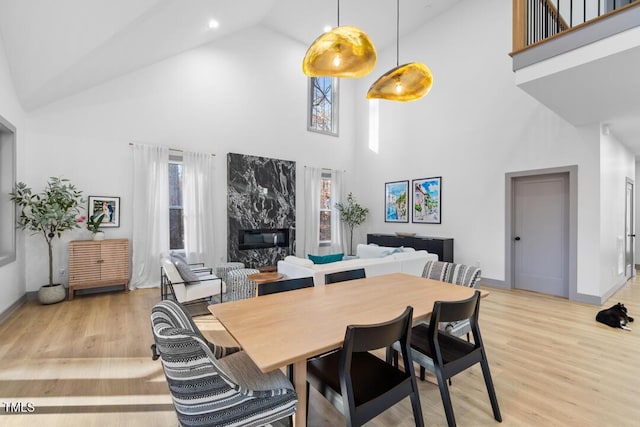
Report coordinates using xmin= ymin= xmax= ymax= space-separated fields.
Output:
xmin=368 ymin=99 xmax=379 ymax=153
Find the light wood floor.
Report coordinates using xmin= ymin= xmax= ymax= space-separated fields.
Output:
xmin=1 ymin=276 xmax=639 ymax=427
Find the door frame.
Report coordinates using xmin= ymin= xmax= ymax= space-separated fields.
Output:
xmin=505 ymin=165 xmax=578 ymax=300
xmin=625 ymin=177 xmax=635 ymax=279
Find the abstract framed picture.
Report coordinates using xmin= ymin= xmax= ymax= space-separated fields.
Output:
xmin=88 ymin=196 xmax=120 ymax=228
xmin=412 ymin=177 xmax=442 ymax=224
xmin=385 ymin=181 xmax=409 ymax=223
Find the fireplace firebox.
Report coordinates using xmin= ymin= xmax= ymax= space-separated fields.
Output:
xmin=238 ymin=228 xmax=290 ymax=250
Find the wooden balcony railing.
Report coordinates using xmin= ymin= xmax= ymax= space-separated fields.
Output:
xmin=512 ymin=0 xmax=640 ymax=53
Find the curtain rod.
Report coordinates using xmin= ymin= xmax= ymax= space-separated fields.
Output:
xmin=129 ymin=142 xmax=215 ymax=157
xmin=304 ymin=165 xmax=347 ymax=172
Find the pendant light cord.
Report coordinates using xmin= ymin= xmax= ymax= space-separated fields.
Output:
xmin=396 ymin=0 xmax=400 ymax=66
xmin=337 ymin=0 xmax=340 ymax=27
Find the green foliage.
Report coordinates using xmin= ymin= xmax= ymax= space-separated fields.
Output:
xmin=10 ymin=177 xmax=84 ymax=286
xmin=335 ymin=192 xmax=369 ymax=229
xmin=335 ymin=193 xmax=369 ymax=256
xmin=87 ymin=211 xmax=105 ymax=233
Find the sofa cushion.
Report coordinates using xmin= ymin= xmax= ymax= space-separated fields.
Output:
xmin=357 ymin=244 xmax=415 ymax=259
xmin=283 ymin=256 xmax=314 ymax=267
xmin=357 ymin=244 xmax=390 ymax=258
xmin=308 ymin=253 xmax=344 ymax=264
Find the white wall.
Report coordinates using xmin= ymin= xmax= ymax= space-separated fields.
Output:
xmin=599 ymin=127 xmax=635 ymax=294
xmin=21 ymin=25 xmax=358 ymax=291
xmin=4 ymin=0 xmax=632 ymax=300
xmin=352 ymin=0 xmax=605 ymax=297
xmin=636 ymin=159 xmax=640 ymax=267
xmin=0 ymin=30 xmax=26 ymax=314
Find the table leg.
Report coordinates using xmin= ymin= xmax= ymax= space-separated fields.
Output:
xmin=293 ymin=359 xmax=307 ymax=427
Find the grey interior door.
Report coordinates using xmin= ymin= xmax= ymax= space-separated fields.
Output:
xmin=513 ymin=173 xmax=569 ymax=297
xmin=625 ymin=180 xmax=634 ymax=279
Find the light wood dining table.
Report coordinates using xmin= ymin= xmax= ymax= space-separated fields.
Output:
xmin=209 ymin=272 xmax=488 ymax=427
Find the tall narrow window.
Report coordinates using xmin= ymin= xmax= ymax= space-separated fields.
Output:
xmin=0 ymin=114 xmax=16 ymax=267
xmin=168 ymin=156 xmax=184 ymax=250
xmin=319 ymin=172 xmax=332 ymax=245
xmin=308 ymin=77 xmax=339 ymax=136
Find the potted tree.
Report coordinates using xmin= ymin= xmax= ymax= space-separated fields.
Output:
xmin=335 ymin=192 xmax=369 ymax=256
xmin=10 ymin=177 xmax=84 ymax=304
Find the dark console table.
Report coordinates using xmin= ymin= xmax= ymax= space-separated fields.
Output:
xmin=367 ymin=234 xmax=453 ymax=262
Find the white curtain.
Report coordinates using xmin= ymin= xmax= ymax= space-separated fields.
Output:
xmin=130 ymin=144 xmax=169 ymax=289
xmin=182 ymin=151 xmax=216 ymax=267
xmin=329 ymin=169 xmax=345 ymax=254
xmin=304 ymin=166 xmax=322 ymax=256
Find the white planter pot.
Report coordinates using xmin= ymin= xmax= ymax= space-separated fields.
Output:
xmin=93 ymin=231 xmax=105 ymax=241
xmin=38 ymin=284 xmax=66 ymax=304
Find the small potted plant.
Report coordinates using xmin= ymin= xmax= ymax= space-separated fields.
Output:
xmin=335 ymin=192 xmax=369 ymax=256
xmin=86 ymin=211 xmax=106 ymax=240
xmin=10 ymin=177 xmax=84 ymax=304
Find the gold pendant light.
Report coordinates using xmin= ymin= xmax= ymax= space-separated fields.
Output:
xmin=367 ymin=0 xmax=433 ymax=101
xmin=302 ymin=1 xmax=377 ymax=78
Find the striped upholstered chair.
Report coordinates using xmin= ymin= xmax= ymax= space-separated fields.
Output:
xmin=421 ymin=260 xmax=482 ymax=339
xmin=151 ymin=300 xmax=298 ymax=427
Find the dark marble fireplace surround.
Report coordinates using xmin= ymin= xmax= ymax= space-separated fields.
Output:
xmin=227 ymin=153 xmax=295 ymax=268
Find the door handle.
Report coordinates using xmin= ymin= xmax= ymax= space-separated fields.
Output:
xmin=514 ymin=236 xmax=521 ymax=241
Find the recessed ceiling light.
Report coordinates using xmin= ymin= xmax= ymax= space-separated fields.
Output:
xmin=323 ymin=25 xmax=332 ymax=33
xmin=208 ymin=19 xmax=219 ymax=29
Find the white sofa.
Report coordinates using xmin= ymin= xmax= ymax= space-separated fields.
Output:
xmin=277 ymin=244 xmax=438 ymax=285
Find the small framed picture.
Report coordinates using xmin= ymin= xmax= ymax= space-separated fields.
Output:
xmin=385 ymin=181 xmax=409 ymax=223
xmin=88 ymin=196 xmax=120 ymax=228
xmin=412 ymin=177 xmax=442 ymax=224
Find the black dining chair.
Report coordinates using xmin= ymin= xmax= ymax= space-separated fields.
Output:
xmin=257 ymin=275 xmax=314 ymax=380
xmin=324 ymin=268 xmax=366 ymax=284
xmin=257 ymin=276 xmax=314 ymax=296
xmin=396 ymin=290 xmax=501 ymax=427
xmin=306 ymin=306 xmax=424 ymax=427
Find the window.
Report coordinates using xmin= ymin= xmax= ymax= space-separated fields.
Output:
xmin=319 ymin=172 xmax=332 ymax=245
xmin=168 ymin=157 xmax=184 ymax=250
xmin=308 ymin=77 xmax=339 ymax=136
xmin=0 ymin=114 xmax=16 ymax=267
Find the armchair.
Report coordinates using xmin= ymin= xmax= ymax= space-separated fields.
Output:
xmin=151 ymin=300 xmax=298 ymax=427
xmin=160 ymin=256 xmax=224 ymax=304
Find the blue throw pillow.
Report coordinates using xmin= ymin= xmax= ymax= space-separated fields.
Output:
xmin=308 ymin=253 xmax=344 ymax=264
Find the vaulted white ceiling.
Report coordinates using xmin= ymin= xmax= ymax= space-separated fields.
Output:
xmin=0 ymin=0 xmax=459 ymax=111
xmin=1 ymin=0 xmax=638 ymax=153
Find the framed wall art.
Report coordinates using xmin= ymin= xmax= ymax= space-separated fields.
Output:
xmin=385 ymin=181 xmax=409 ymax=223
xmin=412 ymin=177 xmax=441 ymax=224
xmin=88 ymin=196 xmax=120 ymax=228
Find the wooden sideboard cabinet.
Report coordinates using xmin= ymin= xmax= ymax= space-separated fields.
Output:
xmin=68 ymin=239 xmax=130 ymax=300
xmin=367 ymin=233 xmax=454 ymax=262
